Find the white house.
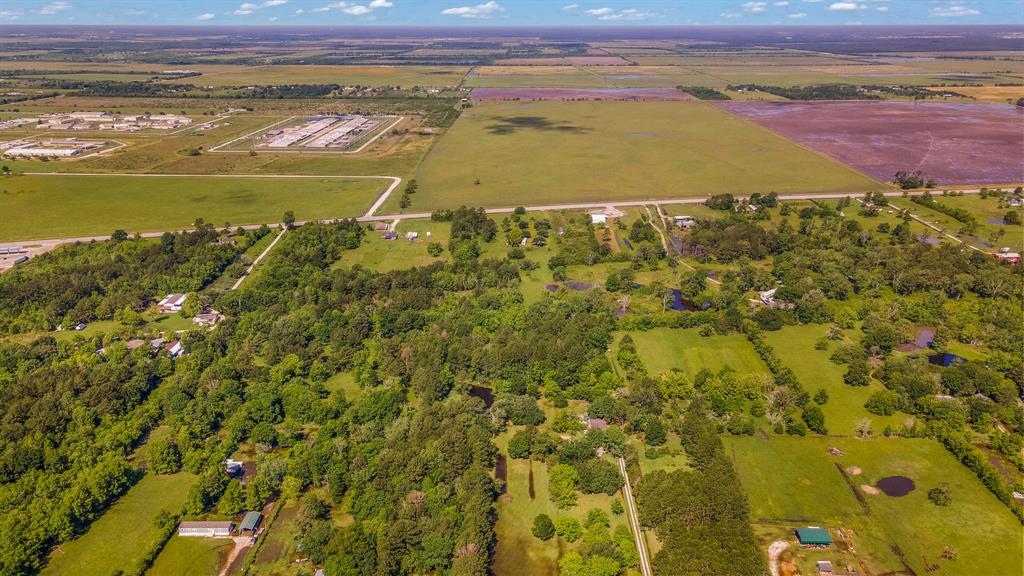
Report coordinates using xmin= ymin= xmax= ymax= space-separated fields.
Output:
xmin=158 ymin=293 xmax=187 ymax=313
xmin=591 ymin=214 xmax=607 ymax=225
xmin=178 ymin=521 xmax=233 ymax=537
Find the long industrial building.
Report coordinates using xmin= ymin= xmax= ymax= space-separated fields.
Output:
xmin=305 ymin=116 xmax=371 ymax=148
xmin=262 ymin=117 xmax=338 ymax=148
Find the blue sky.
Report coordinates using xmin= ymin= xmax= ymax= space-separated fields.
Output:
xmin=0 ymin=0 xmax=1020 ymax=26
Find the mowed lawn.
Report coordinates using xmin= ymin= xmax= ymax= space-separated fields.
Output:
xmin=725 ymin=435 xmax=1023 ymax=576
xmin=762 ymin=324 xmax=907 ymax=436
xmin=413 ymin=100 xmax=879 ymax=211
xmin=625 ymin=328 xmax=769 ymax=380
xmin=42 ymin=471 xmax=195 ymax=576
xmin=0 ymin=175 xmax=386 ymax=241
xmin=148 ymin=535 xmax=233 ymax=576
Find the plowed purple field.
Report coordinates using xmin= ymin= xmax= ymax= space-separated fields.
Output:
xmin=471 ymin=87 xmax=691 ymax=101
xmin=717 ymin=101 xmax=1023 ymax=185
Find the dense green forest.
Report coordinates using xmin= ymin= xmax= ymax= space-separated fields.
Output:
xmin=1 ymin=191 xmax=1021 ymax=575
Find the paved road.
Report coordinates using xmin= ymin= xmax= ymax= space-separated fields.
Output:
xmin=0 ymin=186 xmax=993 ymax=254
xmin=618 ymin=457 xmax=653 ymax=576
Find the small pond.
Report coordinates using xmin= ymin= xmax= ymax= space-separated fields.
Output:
xmin=876 ymin=475 xmax=916 ymax=496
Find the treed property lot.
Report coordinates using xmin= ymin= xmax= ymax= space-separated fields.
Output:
xmin=725 ymin=435 xmax=1023 ymax=576
xmin=413 ymin=100 xmax=879 ymax=211
xmin=718 ymin=101 xmax=1024 ymax=185
xmin=0 ymin=175 xmax=386 ymax=241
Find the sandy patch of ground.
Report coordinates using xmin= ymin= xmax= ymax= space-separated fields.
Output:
xmin=860 ymin=484 xmax=880 ymax=495
xmin=847 ymin=466 xmax=862 ymax=475
xmin=768 ymin=540 xmax=790 ymax=576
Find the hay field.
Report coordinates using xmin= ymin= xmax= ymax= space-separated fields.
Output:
xmin=410 ymin=100 xmax=879 ymax=211
xmin=0 ymin=174 xmax=386 ymax=240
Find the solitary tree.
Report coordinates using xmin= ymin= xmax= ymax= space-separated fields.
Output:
xmin=283 ymin=210 xmax=296 ymax=229
xmin=532 ymin=514 xmax=555 ymax=541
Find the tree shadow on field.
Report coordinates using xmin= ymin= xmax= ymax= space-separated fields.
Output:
xmin=486 ymin=116 xmax=590 ymax=135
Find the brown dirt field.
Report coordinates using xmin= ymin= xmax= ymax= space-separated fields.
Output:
xmin=492 ymin=56 xmax=632 ymax=66
xmin=470 ymin=87 xmax=690 ymax=101
xmin=718 ymin=101 xmax=1024 ymax=185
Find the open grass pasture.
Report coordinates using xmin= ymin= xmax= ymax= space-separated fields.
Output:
xmin=0 ymin=174 xmax=386 ymax=241
xmin=762 ymin=324 xmax=908 ymax=436
xmin=164 ymin=65 xmax=469 ymax=87
xmin=725 ymin=435 xmax=1023 ymax=576
xmin=624 ymin=327 xmax=769 ymax=380
xmin=465 ymin=65 xmax=610 ymax=88
xmin=42 ymin=471 xmax=195 ymax=576
xmin=412 ymin=100 xmax=879 ymax=211
xmin=148 ymin=534 xmax=233 ymax=576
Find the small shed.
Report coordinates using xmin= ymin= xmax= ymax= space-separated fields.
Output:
xmin=816 ymin=560 xmax=833 ymax=573
xmin=795 ymin=527 xmax=832 ymax=547
xmin=591 ymin=214 xmax=608 ymax=225
xmin=239 ymin=511 xmax=263 ymax=534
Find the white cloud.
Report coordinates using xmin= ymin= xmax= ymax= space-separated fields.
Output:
xmin=875 ymin=5 xmax=888 ymax=12
xmin=562 ymin=3 xmax=579 ymax=11
xmin=234 ymin=0 xmax=288 ymax=15
xmin=268 ymin=15 xmax=279 ymax=20
xmin=195 ymin=12 xmax=216 ymax=20
xmin=39 ymin=1 xmax=72 ymax=15
xmin=930 ymin=5 xmax=980 ymax=17
xmin=441 ymin=1 xmax=504 ymax=18
xmin=584 ymin=6 xmax=654 ymax=20
xmin=788 ymin=11 xmax=807 ymax=17
xmin=294 ymin=8 xmax=304 ymax=13
xmin=0 ymin=9 xmax=24 ymax=20
xmin=829 ymin=2 xmax=865 ymax=10
xmin=743 ymin=2 xmax=767 ymax=12
xmin=311 ymin=1 xmax=392 ymax=16
xmin=774 ymin=1 xmax=790 ymax=5
xmin=720 ymin=11 xmax=742 ymax=18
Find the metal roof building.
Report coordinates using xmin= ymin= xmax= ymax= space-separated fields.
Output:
xmin=795 ymin=527 xmax=832 ymax=546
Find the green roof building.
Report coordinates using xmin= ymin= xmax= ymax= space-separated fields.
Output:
xmin=239 ymin=511 xmax=263 ymax=533
xmin=795 ymin=527 xmax=832 ymax=546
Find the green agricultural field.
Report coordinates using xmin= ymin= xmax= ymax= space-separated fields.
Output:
xmin=464 ymin=66 xmax=611 ymax=88
xmin=0 ymin=174 xmax=387 ymax=241
xmin=411 ymin=100 xmax=879 ymax=212
xmin=164 ymin=65 xmax=469 ymax=87
xmin=725 ymin=435 xmax=1023 ymax=576
xmin=625 ymin=328 xmax=770 ymax=380
xmin=42 ymin=471 xmax=195 ymax=576
xmin=147 ymin=535 xmax=233 ymax=576
xmin=762 ymin=324 xmax=908 ymax=437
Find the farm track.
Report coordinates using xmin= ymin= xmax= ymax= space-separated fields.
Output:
xmin=0 ymin=185 xmax=997 ymax=253
xmin=618 ymin=457 xmax=653 ymax=576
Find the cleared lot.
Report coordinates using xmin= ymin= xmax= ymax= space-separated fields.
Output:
xmin=718 ymin=101 xmax=1024 ymax=185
